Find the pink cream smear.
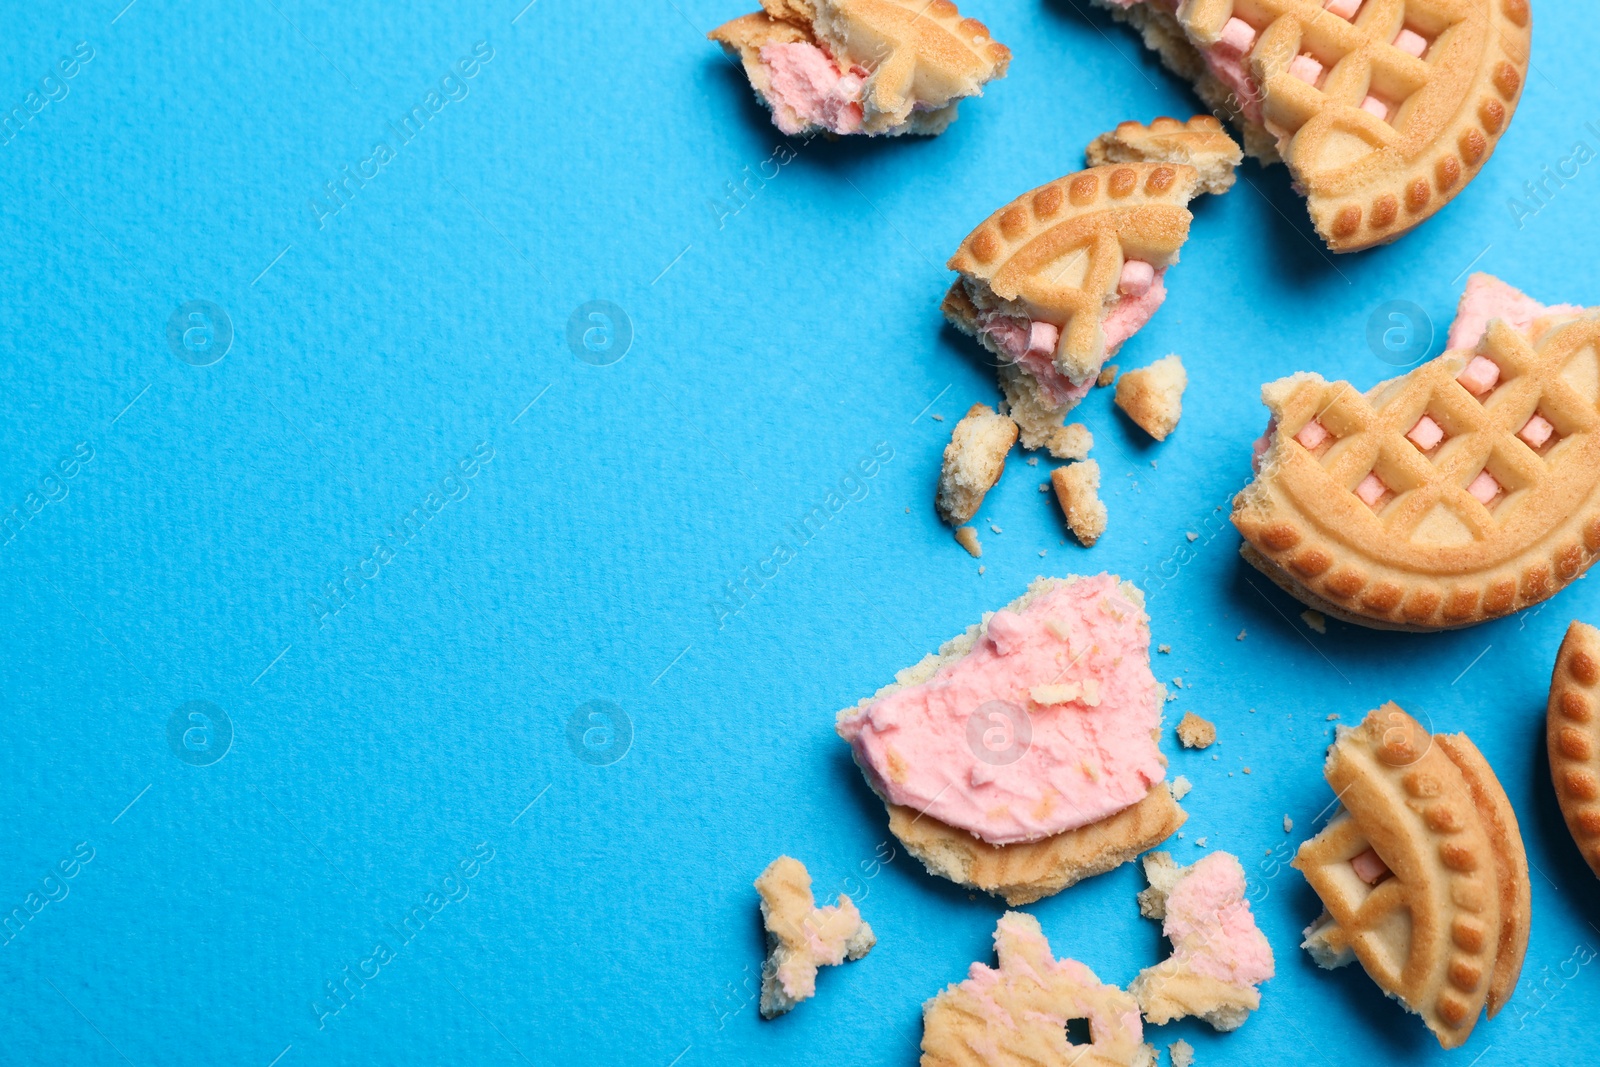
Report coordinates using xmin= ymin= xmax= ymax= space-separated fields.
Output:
xmin=952 ymin=912 xmax=1147 ymax=1046
xmin=1160 ymin=852 xmax=1275 ymax=988
xmin=1446 ymin=274 xmax=1585 ymax=351
xmin=835 ymin=575 xmax=1165 ymax=845
xmin=759 ymin=42 xmax=865 ymax=136
xmin=973 ymin=263 xmax=1166 ymax=410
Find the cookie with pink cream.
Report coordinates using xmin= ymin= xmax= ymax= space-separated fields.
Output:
xmin=943 ymin=162 xmax=1219 ymax=457
xmin=1090 ymin=0 xmax=1531 ymax=251
xmin=836 ymin=575 xmax=1185 ymax=904
xmin=1129 ymin=851 xmax=1275 ymax=1031
xmin=921 ymin=911 xmax=1157 ymax=1067
xmin=1236 ymin=273 xmax=1600 ymax=630
xmin=708 ymin=0 xmax=1009 ymax=139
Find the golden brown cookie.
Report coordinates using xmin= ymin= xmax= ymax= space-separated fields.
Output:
xmin=1235 ymin=291 xmax=1600 ymax=630
xmin=887 ymin=782 xmax=1185 ymax=905
xmin=1086 ymin=115 xmax=1243 ymax=194
xmin=921 ymin=911 xmax=1156 ymax=1067
xmin=1292 ymin=705 xmax=1530 ymax=1048
xmin=710 ymin=0 xmax=1010 ymax=137
xmin=937 ymin=403 xmax=1018 ymax=525
xmin=754 ymin=855 xmax=875 ymax=1018
xmin=1092 ymin=0 xmax=1531 ymax=251
xmin=1547 ymin=620 xmax=1600 ymax=878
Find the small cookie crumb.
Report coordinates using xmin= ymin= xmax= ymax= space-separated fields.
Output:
xmin=1026 ymin=456 xmax=1038 ymax=466
xmin=1170 ymin=1038 xmax=1195 ymax=1067
xmin=1325 ymin=713 xmax=1339 ymax=721
xmin=1283 ymin=815 xmax=1294 ymax=833
xmin=990 ymin=524 xmax=1003 ymax=534
xmin=1242 ymin=767 xmax=1251 ymax=775
xmin=1194 ymin=836 xmax=1207 ymax=847
xmin=755 ymin=856 xmax=875 ymax=1018
xmin=1115 ymin=354 xmax=1187 ymax=440
xmin=1176 ymin=712 xmax=1216 ymax=749
xmin=936 ymin=404 xmax=1018 ymax=525
xmin=954 ymin=527 xmax=982 ymax=557
xmin=1171 ymin=775 xmax=1192 ymax=800
xmin=1097 ymin=363 xmax=1119 ymax=387
xmin=1301 ymin=609 xmax=1327 ymax=634
xmin=1158 ymin=644 xmax=1171 ymax=654
xmin=1051 ymin=460 xmax=1108 ymax=547
xmin=1185 ymin=531 xmax=1197 ymax=542
xmin=1038 ymin=482 xmax=1050 ymax=493
xmin=930 ymin=413 xmax=944 ymax=421
xmin=1171 ymin=677 xmax=1184 ymax=688
xmin=1237 ymin=629 xmax=1247 ymax=641
xmin=978 ymin=565 xmax=985 ymax=575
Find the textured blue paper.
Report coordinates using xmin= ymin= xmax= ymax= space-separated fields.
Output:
xmin=3 ymin=1 xmax=1598 ymax=1064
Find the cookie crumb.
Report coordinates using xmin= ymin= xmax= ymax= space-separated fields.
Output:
xmin=936 ymin=404 xmax=1018 ymax=525
xmin=1150 ymin=460 xmax=1158 ymax=469
xmin=1249 ymin=707 xmax=1256 ymax=714
xmin=1097 ymin=363 xmax=1119 ymax=387
xmin=1237 ymin=629 xmax=1247 ymax=641
xmin=1158 ymin=644 xmax=1171 ymax=654
xmin=1051 ymin=460 xmax=1108 ymax=547
xmin=1194 ymin=836 xmax=1207 ymax=847
xmin=954 ymin=527 xmax=982 ymax=557
xmin=1171 ymin=775 xmax=1192 ymax=800
xmin=978 ymin=565 xmax=985 ymax=575
xmin=755 ymin=856 xmax=874 ymax=1018
xmin=1283 ymin=815 xmax=1293 ymax=833
xmin=1185 ymin=531 xmax=1197 ymax=542
xmin=1025 ymin=456 xmax=1038 ymax=466
xmin=931 ymin=413 xmax=944 ymax=421
xmin=1172 ymin=677 xmax=1184 ymax=688
xmin=1301 ymin=609 xmax=1327 ymax=634
xmin=1115 ymin=354 xmax=1187 ymax=440
xmin=1038 ymin=549 xmax=1047 ymax=557
xmin=1242 ymin=767 xmax=1251 ymax=775
xmin=990 ymin=524 xmax=1003 ymax=534
xmin=1325 ymin=713 xmax=1339 ymax=721
xmin=1038 ymin=482 xmax=1050 ymax=493
xmin=1170 ymin=1038 xmax=1195 ymax=1067
xmin=1176 ymin=712 xmax=1216 ymax=749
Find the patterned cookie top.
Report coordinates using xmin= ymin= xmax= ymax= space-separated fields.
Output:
xmin=1086 ymin=115 xmax=1244 ymax=192
xmin=1234 ymin=307 xmax=1600 ymax=630
xmin=1177 ymin=0 xmax=1530 ymax=250
xmin=1292 ymin=705 xmax=1511 ymax=1049
xmin=1548 ymin=621 xmax=1600 ymax=879
xmin=921 ymin=911 xmax=1154 ymax=1067
xmin=947 ymin=163 xmax=1201 ymax=382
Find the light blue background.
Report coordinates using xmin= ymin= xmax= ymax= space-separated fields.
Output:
xmin=2 ymin=1 xmax=1597 ymax=1064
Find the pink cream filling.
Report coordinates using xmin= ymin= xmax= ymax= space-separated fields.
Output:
xmin=1350 ymin=847 xmax=1391 ymax=885
xmin=959 ymin=915 xmax=1147 ymax=1044
xmin=759 ymin=42 xmax=865 ymax=136
xmin=1161 ymin=853 xmax=1275 ymax=987
xmin=1407 ymin=415 xmax=1445 ymax=452
xmin=1519 ymin=413 xmax=1555 ymax=449
xmin=1446 ymin=275 xmax=1586 ymax=352
xmin=836 ymin=575 xmax=1165 ymax=845
xmin=975 ymin=264 xmax=1164 ymax=409
xmin=1206 ymin=20 xmax=1264 ymax=125
xmin=1251 ymin=416 xmax=1278 ymax=473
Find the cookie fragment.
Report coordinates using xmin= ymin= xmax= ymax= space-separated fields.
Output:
xmin=1176 ymin=711 xmax=1215 ymax=749
xmin=1548 ymin=621 xmax=1600 ymax=878
xmin=922 ymin=912 xmax=1156 ymax=1067
xmin=936 ymin=403 xmax=1017 ymax=526
xmin=755 ymin=855 xmax=875 ymax=1018
xmin=1086 ymin=116 xmax=1242 ymax=195
xmin=1051 ymin=460 xmax=1108 ymax=547
xmin=1116 ymin=355 xmax=1186 ymax=440
xmin=954 ymin=526 xmax=982 ymax=557
xmin=1169 ymin=1039 xmax=1195 ymax=1067
xmin=1130 ymin=851 xmax=1274 ymax=1031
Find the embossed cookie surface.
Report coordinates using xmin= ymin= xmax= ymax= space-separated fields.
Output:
xmin=1292 ymin=704 xmax=1530 ymax=1049
xmin=1094 ymin=0 xmax=1531 ymax=251
xmin=1548 ymin=621 xmax=1600 ymax=878
xmin=1234 ymin=280 xmax=1600 ymax=631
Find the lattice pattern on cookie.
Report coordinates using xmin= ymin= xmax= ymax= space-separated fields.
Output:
xmin=1155 ymin=0 xmax=1529 ymax=249
xmin=1235 ymin=312 xmax=1600 ymax=629
xmin=947 ymin=162 xmax=1201 ymax=381
xmin=1548 ymin=621 xmax=1600 ymax=879
xmin=921 ymin=911 xmax=1155 ymax=1067
xmin=1292 ymin=705 xmax=1502 ymax=1049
